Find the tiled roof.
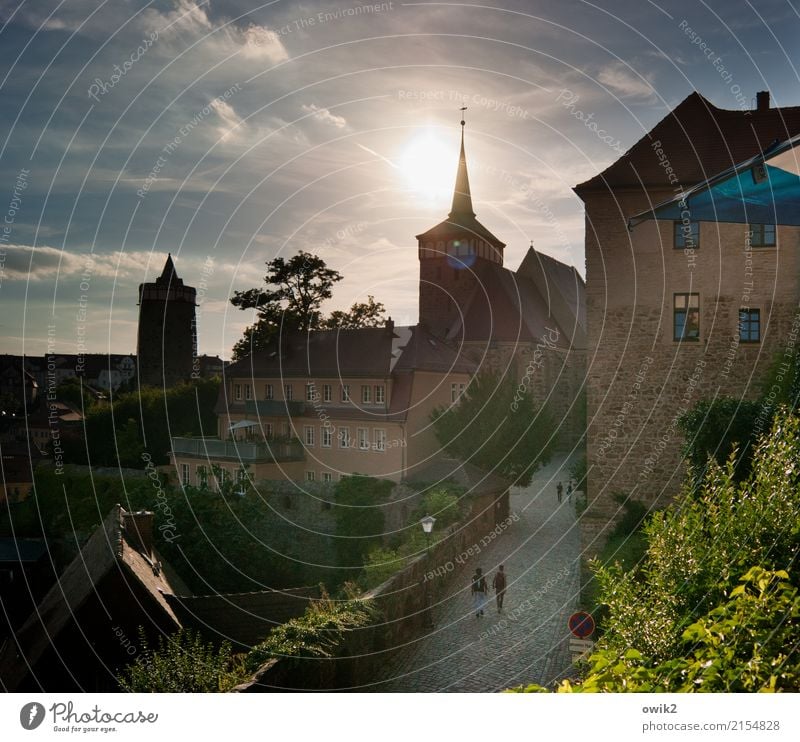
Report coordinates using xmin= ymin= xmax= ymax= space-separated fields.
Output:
xmin=575 ymin=92 xmax=800 ymax=193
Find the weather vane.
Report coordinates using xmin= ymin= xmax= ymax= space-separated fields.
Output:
xmin=460 ymin=106 xmax=467 ymax=126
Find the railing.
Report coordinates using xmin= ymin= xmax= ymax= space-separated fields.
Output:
xmin=171 ymin=437 xmax=304 ymax=462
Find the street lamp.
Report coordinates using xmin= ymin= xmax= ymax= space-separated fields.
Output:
xmin=420 ymin=515 xmax=436 ymax=551
xmin=420 ymin=515 xmax=436 ymax=629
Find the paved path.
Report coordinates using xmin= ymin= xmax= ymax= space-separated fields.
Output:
xmin=369 ymin=454 xmax=582 ymax=692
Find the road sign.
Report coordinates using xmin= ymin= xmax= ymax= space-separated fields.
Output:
xmin=569 ymin=639 xmax=594 ymax=652
xmin=568 ymin=611 xmax=595 ymax=638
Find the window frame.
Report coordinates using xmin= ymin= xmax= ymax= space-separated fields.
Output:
xmin=181 ymin=463 xmax=190 ymax=486
xmin=361 ymin=385 xmax=372 ymax=404
xmin=375 ymin=385 xmax=385 ymax=404
xmin=321 ymin=426 xmax=332 ymax=448
xmin=674 ymin=220 xmax=700 ymax=250
xmin=749 ymin=223 xmax=776 ymax=247
xmin=739 ymin=307 xmax=761 ymax=343
xmin=673 ymin=293 xmax=700 ymax=342
xmin=339 ymin=426 xmax=351 ymax=449
xmin=357 ymin=427 xmax=369 ymax=450
xmin=284 ymin=384 xmax=293 ymax=401
xmin=234 ymin=383 xmax=242 ymax=401
xmin=244 ymin=384 xmax=252 ymax=400
xmin=304 ymin=425 xmax=315 ymax=447
xmin=341 ymin=384 xmax=350 ymax=402
xmin=323 ymin=384 xmax=332 ymax=403
xmin=374 ymin=428 xmax=386 ymax=453
xmin=265 ymin=383 xmax=274 ymax=400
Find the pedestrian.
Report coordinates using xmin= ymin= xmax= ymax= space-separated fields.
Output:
xmin=567 ymin=482 xmax=573 ymax=504
xmin=492 ymin=565 xmax=507 ymax=612
xmin=556 ymin=481 xmax=563 ymax=504
xmin=471 ymin=567 xmax=488 ymax=617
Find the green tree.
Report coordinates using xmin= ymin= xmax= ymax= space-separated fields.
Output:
xmin=230 ymin=252 xmax=388 ymax=360
xmin=431 ymin=371 xmax=555 ymax=486
xmin=333 ymin=475 xmax=392 ymax=572
xmin=321 ymin=295 xmax=387 ymax=330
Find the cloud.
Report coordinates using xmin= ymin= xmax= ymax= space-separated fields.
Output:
xmin=211 ymin=98 xmax=244 ymax=141
xmin=597 ymin=62 xmax=655 ymax=99
xmin=301 ymin=103 xmax=347 ymax=129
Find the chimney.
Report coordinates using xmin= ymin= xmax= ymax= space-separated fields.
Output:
xmin=385 ymin=316 xmax=394 ymax=334
xmin=122 ymin=510 xmax=155 ymax=558
xmin=756 ymin=91 xmax=770 ymax=112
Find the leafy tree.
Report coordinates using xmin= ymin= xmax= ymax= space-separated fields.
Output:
xmin=321 ymin=295 xmax=387 ymax=330
xmin=678 ymin=397 xmax=761 ymax=486
xmin=333 ymin=475 xmax=392 ymax=572
xmin=230 ymin=252 xmax=387 ymax=360
xmin=117 ymin=628 xmax=246 ymax=692
xmin=431 ymin=371 xmax=555 ymax=486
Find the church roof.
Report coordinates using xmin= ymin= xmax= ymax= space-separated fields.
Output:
xmin=156 ymin=253 xmax=184 ymax=287
xmin=575 ymin=91 xmax=800 ymax=194
xmin=416 ymin=123 xmax=505 ymax=249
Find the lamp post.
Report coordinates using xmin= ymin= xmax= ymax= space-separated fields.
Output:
xmin=420 ymin=515 xmax=436 ymax=629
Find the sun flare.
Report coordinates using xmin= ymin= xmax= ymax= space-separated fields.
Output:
xmin=399 ymin=131 xmax=455 ymax=207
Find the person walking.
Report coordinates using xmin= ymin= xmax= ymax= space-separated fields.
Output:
xmin=492 ymin=565 xmax=507 ymax=612
xmin=556 ymin=481 xmax=563 ymax=504
xmin=471 ymin=567 xmax=488 ymax=617
xmin=566 ymin=482 xmax=573 ymax=504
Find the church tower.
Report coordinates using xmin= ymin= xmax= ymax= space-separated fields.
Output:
xmin=137 ymin=254 xmax=197 ymax=388
xmin=416 ymin=116 xmax=506 ymax=338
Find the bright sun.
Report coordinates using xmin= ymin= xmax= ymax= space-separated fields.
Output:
xmin=399 ymin=131 xmax=455 ymax=207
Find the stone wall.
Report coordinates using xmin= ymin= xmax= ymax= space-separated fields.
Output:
xmin=235 ymin=486 xmax=509 ymax=691
xmin=581 ymin=190 xmax=800 ymax=556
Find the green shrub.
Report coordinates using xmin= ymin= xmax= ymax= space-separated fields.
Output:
xmin=117 ymin=628 xmax=246 ymax=692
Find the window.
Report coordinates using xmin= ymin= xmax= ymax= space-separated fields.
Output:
xmin=361 ymin=385 xmax=372 ymax=404
xmin=265 ymin=423 xmax=274 ymax=439
xmin=305 ymin=471 xmax=316 ymax=482
xmin=339 ymin=427 xmax=350 ymax=449
xmin=304 ymin=426 xmax=315 ymax=447
xmin=321 ymin=472 xmax=332 ymax=483
xmin=244 ymin=384 xmax=252 ymax=400
xmin=265 ymin=383 xmax=274 ymax=400
xmin=197 ymin=466 xmax=208 ymax=487
xmin=284 ymin=384 xmax=293 ymax=401
xmin=282 ymin=421 xmax=291 ymax=437
xmin=218 ymin=468 xmax=227 ymax=487
xmin=749 ymin=224 xmax=776 ymax=247
xmin=181 ymin=463 xmax=190 ymax=486
xmin=323 ymin=384 xmax=332 ymax=402
xmin=374 ymin=429 xmax=386 ymax=452
xmin=739 ymin=308 xmax=761 ymax=343
xmin=358 ymin=428 xmax=369 ymax=450
xmin=375 ymin=385 xmax=385 ymax=404
xmin=234 ymin=383 xmax=242 ymax=400
xmin=306 ymin=383 xmax=315 ymax=402
xmin=341 ymin=384 xmax=350 ymax=402
xmin=674 ymin=293 xmax=700 ymax=341
xmin=451 ymin=382 xmax=466 ymax=402
xmin=321 ymin=426 xmax=332 ymax=448
xmin=674 ymin=220 xmax=700 ymax=249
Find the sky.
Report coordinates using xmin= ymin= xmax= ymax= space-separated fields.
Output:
xmin=0 ymin=0 xmax=799 ymax=358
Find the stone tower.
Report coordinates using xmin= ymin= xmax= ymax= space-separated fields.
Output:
xmin=137 ymin=254 xmax=197 ymax=388
xmin=416 ymin=118 xmax=506 ymax=338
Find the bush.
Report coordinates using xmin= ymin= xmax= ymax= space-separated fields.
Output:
xmin=117 ymin=628 xmax=246 ymax=692
xmin=333 ymin=475 xmax=393 ymax=571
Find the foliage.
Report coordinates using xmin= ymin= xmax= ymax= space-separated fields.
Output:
xmin=320 ymin=295 xmax=387 ymax=329
xmin=431 ymin=371 xmax=556 ymax=487
xmin=678 ymin=397 xmax=762 ymax=485
xmin=512 ymin=568 xmax=800 ymax=693
xmin=360 ymin=546 xmax=405 ymax=590
xmin=117 ymin=628 xmax=246 ymax=692
xmin=229 ymin=252 xmax=387 ymax=359
xmin=62 ymin=378 xmax=219 ymax=467
xmin=55 ymin=377 xmax=99 ymax=411
xmin=412 ymin=487 xmax=464 ymax=530
xmin=333 ymin=475 xmax=393 ymax=571
xmin=245 ymin=590 xmax=376 ymax=672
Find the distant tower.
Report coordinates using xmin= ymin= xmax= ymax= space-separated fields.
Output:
xmin=137 ymin=254 xmax=197 ymax=387
xmin=416 ymin=114 xmax=506 ymax=338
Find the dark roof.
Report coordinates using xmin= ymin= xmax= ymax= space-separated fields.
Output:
xmin=166 ymin=587 xmax=319 ymax=649
xmin=227 ymin=326 xmax=397 ymax=379
xmin=0 ymin=506 xmax=182 ymax=691
xmin=445 ymin=255 xmax=583 ymax=347
xmin=405 ymin=456 xmax=510 ymax=496
xmin=392 ymin=325 xmax=477 ymax=374
xmin=0 ymin=538 xmax=47 ymax=563
xmin=575 ymin=92 xmax=800 ymax=193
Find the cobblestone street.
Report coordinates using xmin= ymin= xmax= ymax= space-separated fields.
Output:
xmin=368 ymin=453 xmax=582 ymax=692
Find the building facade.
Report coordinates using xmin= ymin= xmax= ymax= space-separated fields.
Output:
xmin=575 ymin=91 xmax=800 ymax=554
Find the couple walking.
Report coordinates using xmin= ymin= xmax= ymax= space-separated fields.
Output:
xmin=471 ymin=565 xmax=506 ymax=617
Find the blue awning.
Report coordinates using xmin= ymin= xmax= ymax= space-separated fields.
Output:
xmin=629 ymin=134 xmax=800 ymax=228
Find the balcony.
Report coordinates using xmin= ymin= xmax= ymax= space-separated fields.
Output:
xmin=171 ymin=437 xmax=304 ymax=463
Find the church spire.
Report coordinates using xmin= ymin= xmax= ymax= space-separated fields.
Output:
xmin=449 ymin=109 xmax=475 ymax=219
